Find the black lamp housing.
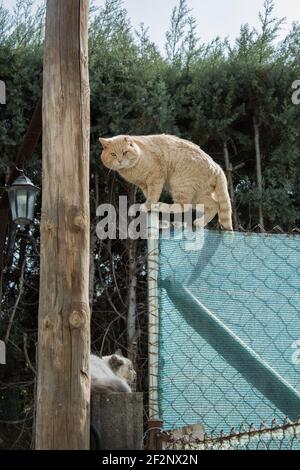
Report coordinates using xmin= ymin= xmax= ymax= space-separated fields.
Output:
xmin=7 ymin=173 xmax=39 ymax=227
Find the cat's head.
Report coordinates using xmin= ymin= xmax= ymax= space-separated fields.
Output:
xmin=99 ymin=135 xmax=140 ymax=171
xmin=108 ymin=349 xmax=136 ymax=386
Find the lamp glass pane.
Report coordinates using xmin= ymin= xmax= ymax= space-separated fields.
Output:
xmin=16 ymin=189 xmax=28 ymax=219
xmin=8 ymin=190 xmax=17 ymax=221
xmin=27 ymin=190 xmax=37 ymax=220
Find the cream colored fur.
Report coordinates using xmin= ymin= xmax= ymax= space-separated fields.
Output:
xmin=99 ymin=134 xmax=233 ymax=230
xmin=91 ymin=352 xmax=136 ymax=393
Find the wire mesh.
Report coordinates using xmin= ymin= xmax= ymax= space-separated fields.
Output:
xmin=148 ymin=224 xmax=300 ymax=449
xmin=162 ymin=417 xmax=300 ymax=450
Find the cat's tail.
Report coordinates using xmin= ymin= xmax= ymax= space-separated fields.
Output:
xmin=214 ymin=170 xmax=233 ymax=231
xmin=91 ymin=377 xmax=131 ymax=393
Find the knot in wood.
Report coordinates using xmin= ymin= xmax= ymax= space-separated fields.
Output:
xmin=69 ymin=207 xmax=87 ymax=232
xmin=73 ymin=213 xmax=86 ymax=230
xmin=69 ymin=310 xmax=85 ymax=329
xmin=44 ymin=317 xmax=52 ymax=329
xmin=43 ymin=219 xmax=54 ymax=234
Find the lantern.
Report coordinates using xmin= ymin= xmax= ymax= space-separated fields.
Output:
xmin=7 ymin=173 xmax=39 ymax=227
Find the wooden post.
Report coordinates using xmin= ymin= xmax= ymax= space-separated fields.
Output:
xmin=35 ymin=0 xmax=90 ymax=450
xmin=91 ymin=392 xmax=144 ymax=450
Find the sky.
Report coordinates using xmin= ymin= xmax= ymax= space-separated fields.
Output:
xmin=3 ymin=0 xmax=300 ymax=51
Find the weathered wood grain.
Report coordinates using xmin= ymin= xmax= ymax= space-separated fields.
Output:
xmin=91 ymin=392 xmax=144 ymax=450
xmin=35 ymin=0 xmax=90 ymax=450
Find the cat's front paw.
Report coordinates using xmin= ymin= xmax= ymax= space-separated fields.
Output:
xmin=139 ymin=203 xmax=151 ymax=212
xmin=140 ymin=202 xmax=160 ymax=212
xmin=150 ymin=203 xmax=162 ymax=212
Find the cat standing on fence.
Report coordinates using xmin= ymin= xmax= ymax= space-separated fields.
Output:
xmin=99 ymin=134 xmax=233 ymax=231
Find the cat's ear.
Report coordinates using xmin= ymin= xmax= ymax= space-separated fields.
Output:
xmin=110 ymin=354 xmax=123 ymax=369
xmin=124 ymin=136 xmax=134 ymax=147
xmin=115 ymin=348 xmax=123 ymax=357
xmin=99 ymin=137 xmax=110 ymax=149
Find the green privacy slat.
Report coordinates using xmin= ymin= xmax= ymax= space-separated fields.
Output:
xmin=161 ymin=278 xmax=300 ymax=421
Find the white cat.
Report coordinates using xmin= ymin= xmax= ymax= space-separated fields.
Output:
xmin=91 ymin=350 xmax=136 ymax=393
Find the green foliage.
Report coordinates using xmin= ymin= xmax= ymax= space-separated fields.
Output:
xmin=1 ymin=0 xmax=299 ymax=229
xmin=165 ymin=0 xmax=193 ymax=64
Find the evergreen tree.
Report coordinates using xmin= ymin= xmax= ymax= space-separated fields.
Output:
xmin=165 ymin=0 xmax=191 ymax=64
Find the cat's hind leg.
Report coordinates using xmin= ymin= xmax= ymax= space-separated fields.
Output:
xmin=171 ymin=186 xmax=197 ymax=211
xmin=193 ymin=195 xmax=219 ymax=228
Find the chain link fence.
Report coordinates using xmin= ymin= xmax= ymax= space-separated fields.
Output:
xmin=161 ymin=417 xmax=300 ymax=450
xmin=147 ymin=219 xmax=300 ymax=449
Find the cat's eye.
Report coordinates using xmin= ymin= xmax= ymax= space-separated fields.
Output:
xmin=123 ymin=151 xmax=129 ymax=156
xmin=111 ymin=153 xmax=117 ymax=157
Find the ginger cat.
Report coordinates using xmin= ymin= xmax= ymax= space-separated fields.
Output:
xmin=99 ymin=134 xmax=233 ymax=230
